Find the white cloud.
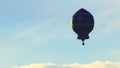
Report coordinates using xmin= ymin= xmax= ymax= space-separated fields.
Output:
xmin=12 ymin=61 xmax=120 ymax=68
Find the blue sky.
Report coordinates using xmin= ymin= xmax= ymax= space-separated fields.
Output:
xmin=0 ymin=0 xmax=120 ymax=68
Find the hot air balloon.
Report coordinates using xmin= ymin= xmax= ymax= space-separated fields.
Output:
xmin=72 ymin=8 xmax=94 ymax=45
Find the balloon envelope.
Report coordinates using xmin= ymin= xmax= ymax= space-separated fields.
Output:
xmin=72 ymin=8 xmax=94 ymax=45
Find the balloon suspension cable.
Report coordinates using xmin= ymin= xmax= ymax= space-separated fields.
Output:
xmin=82 ymin=40 xmax=85 ymax=45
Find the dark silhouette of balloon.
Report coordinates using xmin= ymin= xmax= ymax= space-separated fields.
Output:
xmin=72 ymin=8 xmax=94 ymax=45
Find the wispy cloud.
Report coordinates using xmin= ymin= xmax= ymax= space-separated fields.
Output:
xmin=6 ymin=21 xmax=71 ymax=47
xmin=12 ymin=61 xmax=120 ymax=68
xmin=100 ymin=19 xmax=120 ymax=36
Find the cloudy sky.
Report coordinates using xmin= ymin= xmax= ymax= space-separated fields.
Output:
xmin=0 ymin=0 xmax=120 ymax=68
